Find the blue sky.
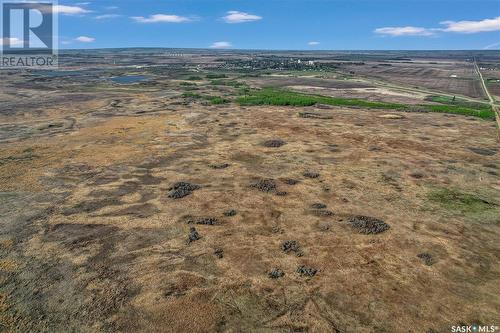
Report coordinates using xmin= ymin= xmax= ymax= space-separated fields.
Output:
xmin=56 ymin=0 xmax=500 ymax=50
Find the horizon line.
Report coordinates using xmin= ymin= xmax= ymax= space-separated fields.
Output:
xmin=58 ymin=47 xmax=500 ymax=52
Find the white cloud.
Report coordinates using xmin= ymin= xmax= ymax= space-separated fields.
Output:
xmin=375 ymin=17 xmax=500 ymax=37
xmin=374 ymin=26 xmax=435 ymax=36
xmin=131 ymin=14 xmax=191 ymax=23
xmin=0 ymin=37 xmax=23 ymax=46
xmin=95 ymin=14 xmax=120 ymax=20
xmin=441 ymin=17 xmax=500 ymax=34
xmin=75 ymin=36 xmax=95 ymax=42
xmin=483 ymin=41 xmax=500 ymax=50
xmin=308 ymin=41 xmax=320 ymax=46
xmin=223 ymin=11 xmax=262 ymax=23
xmin=52 ymin=5 xmax=90 ymax=15
xmin=210 ymin=41 xmax=232 ymax=49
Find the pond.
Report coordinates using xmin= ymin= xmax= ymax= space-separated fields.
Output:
xmin=110 ymin=75 xmax=149 ymax=84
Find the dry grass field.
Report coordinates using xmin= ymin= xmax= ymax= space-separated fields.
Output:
xmin=0 ymin=51 xmax=499 ymax=332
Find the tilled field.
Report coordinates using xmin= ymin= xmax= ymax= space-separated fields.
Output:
xmin=0 ymin=64 xmax=499 ymax=332
xmin=342 ymin=61 xmax=486 ymax=99
xmin=480 ymin=69 xmax=500 ymax=100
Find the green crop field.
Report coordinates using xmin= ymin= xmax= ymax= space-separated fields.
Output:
xmin=235 ymin=88 xmax=495 ymax=120
xmin=236 ymin=88 xmax=404 ymax=109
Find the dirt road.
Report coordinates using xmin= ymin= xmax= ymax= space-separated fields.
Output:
xmin=475 ymin=59 xmax=500 ymax=135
